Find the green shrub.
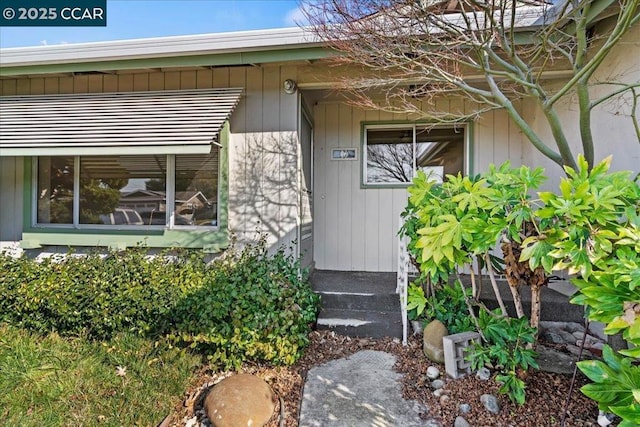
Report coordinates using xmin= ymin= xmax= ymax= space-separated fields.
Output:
xmin=426 ymin=281 xmax=475 ymax=334
xmin=170 ymin=237 xmax=320 ymax=369
xmin=467 ymin=309 xmax=539 ymax=405
xmin=0 ymin=238 xmax=320 ymax=369
xmin=0 ymin=248 xmax=192 ymax=338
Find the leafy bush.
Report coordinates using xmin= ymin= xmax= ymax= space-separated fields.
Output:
xmin=0 ymin=248 xmax=188 ymax=338
xmin=467 ymin=309 xmax=539 ymax=405
xmin=517 ymin=156 xmax=640 ymax=422
xmin=170 ymin=237 xmax=320 ymax=369
xmin=425 ymin=282 xmax=475 ymax=334
xmin=577 ymin=345 xmax=640 ymax=427
xmin=0 ymin=238 xmax=320 ymax=369
xmin=407 ymin=282 xmax=428 ymax=321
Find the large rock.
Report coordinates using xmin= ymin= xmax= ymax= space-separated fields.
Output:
xmin=204 ymin=374 xmax=276 ymax=427
xmin=423 ymin=320 xmax=448 ymax=363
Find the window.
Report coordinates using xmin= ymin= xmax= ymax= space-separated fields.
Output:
xmin=364 ymin=124 xmax=466 ymax=185
xmin=35 ymin=151 xmax=220 ymax=229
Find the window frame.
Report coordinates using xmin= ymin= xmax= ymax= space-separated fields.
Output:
xmin=31 ymin=153 xmax=221 ymax=231
xmin=361 ymin=121 xmax=471 ymax=188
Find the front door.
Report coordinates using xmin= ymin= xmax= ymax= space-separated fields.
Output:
xmin=299 ymin=109 xmax=314 ymax=270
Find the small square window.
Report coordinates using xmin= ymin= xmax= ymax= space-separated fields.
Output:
xmin=364 ymin=124 xmax=465 ymax=186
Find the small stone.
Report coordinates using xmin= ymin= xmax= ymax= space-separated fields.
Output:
xmin=433 ymin=389 xmax=444 ymax=397
xmin=539 ymin=320 xmax=565 ymax=331
xmin=588 ymin=324 xmax=607 ymax=341
xmin=565 ymin=344 xmax=583 ymax=356
xmin=590 ymin=341 xmax=604 ymax=350
xmin=423 ymin=419 xmax=443 ymax=427
xmin=439 ymin=394 xmax=450 ymax=405
xmin=476 ymin=367 xmax=491 ymax=381
xmin=459 ymin=403 xmax=471 ymax=414
xmin=573 ymin=331 xmax=586 ymax=340
xmin=454 ymin=416 xmax=471 ymax=427
xmin=480 ymin=394 xmax=500 ymax=414
xmin=577 ymin=337 xmax=601 ymax=348
xmin=542 ymin=331 xmax=565 ymax=344
xmin=426 ymin=366 xmax=441 ymax=380
xmin=431 ymin=379 xmax=445 ymax=390
xmin=423 ymin=320 xmax=449 ymax=363
xmin=598 ymin=410 xmax=615 ymax=426
xmin=565 ymin=322 xmax=586 ymax=334
xmin=185 ymin=417 xmax=198 ymax=427
xmin=557 ymin=330 xmax=578 ymax=345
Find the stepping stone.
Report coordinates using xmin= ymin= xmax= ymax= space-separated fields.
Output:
xmin=299 ymin=350 xmax=430 ymax=426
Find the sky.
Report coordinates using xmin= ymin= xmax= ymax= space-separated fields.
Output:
xmin=0 ymin=0 xmax=305 ymax=48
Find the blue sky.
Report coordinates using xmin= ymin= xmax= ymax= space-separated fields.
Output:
xmin=0 ymin=0 xmax=305 ymax=48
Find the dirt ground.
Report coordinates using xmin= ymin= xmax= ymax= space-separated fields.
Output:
xmin=170 ymin=330 xmax=599 ymax=427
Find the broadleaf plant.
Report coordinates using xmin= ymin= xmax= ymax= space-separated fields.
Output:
xmin=519 ymin=155 xmax=640 ymax=422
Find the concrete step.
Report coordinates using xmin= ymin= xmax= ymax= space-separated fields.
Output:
xmin=311 ymin=270 xmax=402 ymax=339
xmin=317 ymin=291 xmax=400 ymax=312
xmin=316 ymin=308 xmax=403 ymax=339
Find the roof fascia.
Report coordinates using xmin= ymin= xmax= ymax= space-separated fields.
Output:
xmin=0 ymin=46 xmax=331 ymax=77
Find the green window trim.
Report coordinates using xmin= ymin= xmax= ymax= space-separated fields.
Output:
xmin=20 ymin=124 xmax=230 ymax=252
xmin=360 ymin=120 xmax=474 ymax=189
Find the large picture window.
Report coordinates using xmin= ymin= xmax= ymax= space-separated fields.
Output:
xmin=35 ymin=152 xmax=219 ymax=229
xmin=364 ymin=124 xmax=466 ymax=185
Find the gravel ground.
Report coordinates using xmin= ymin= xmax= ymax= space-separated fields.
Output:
xmin=170 ymin=330 xmax=599 ymax=427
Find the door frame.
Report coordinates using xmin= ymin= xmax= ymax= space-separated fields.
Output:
xmin=297 ymin=94 xmax=314 ymax=270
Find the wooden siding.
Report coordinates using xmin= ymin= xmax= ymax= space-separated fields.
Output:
xmin=312 ymin=101 xmax=522 ymax=272
xmin=0 ymin=156 xmax=23 ymax=242
xmin=0 ymin=66 xmax=302 ymax=252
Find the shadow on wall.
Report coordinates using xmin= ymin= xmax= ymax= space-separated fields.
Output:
xmin=227 ymin=131 xmax=301 ymax=253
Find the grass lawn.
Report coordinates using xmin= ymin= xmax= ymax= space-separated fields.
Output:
xmin=0 ymin=323 xmax=201 ymax=426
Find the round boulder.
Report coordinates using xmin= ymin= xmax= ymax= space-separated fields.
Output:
xmin=204 ymin=374 xmax=276 ymax=427
xmin=423 ymin=320 xmax=448 ymax=363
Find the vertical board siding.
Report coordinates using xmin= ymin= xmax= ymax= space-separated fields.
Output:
xmin=0 ymin=67 xmax=302 ymax=254
xmin=337 ymin=103 xmax=353 ymax=270
xmin=0 ymin=157 xmax=23 ymax=241
xmin=313 ymin=104 xmax=327 ymax=268
xmin=324 ymin=102 xmax=340 ymax=268
xmin=312 ymin=100 xmax=523 ymax=272
xmin=278 ymin=65 xmax=300 ymax=249
xmin=350 ymin=107 xmax=367 ymax=271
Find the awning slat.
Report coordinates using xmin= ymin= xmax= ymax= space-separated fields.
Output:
xmin=0 ymin=88 xmax=243 ymax=156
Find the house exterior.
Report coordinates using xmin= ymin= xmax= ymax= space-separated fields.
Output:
xmin=1 ymin=8 xmax=639 ymax=272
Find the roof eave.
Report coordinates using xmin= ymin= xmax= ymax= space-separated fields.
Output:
xmin=0 ymin=27 xmax=327 ymax=77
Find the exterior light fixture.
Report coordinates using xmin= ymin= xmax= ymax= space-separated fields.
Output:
xmin=283 ymin=79 xmax=297 ymax=94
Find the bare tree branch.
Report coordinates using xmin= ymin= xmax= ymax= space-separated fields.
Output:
xmin=302 ymin=0 xmax=640 ymax=170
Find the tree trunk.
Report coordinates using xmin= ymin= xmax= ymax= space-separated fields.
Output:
xmin=530 ymin=284 xmax=541 ymax=339
xmin=485 ymin=252 xmax=508 ymax=317
xmin=500 ymin=222 xmax=549 ymax=335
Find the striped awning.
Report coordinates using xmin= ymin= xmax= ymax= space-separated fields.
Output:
xmin=0 ymin=88 xmax=243 ymax=156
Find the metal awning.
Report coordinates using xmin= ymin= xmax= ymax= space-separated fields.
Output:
xmin=0 ymin=88 xmax=243 ymax=156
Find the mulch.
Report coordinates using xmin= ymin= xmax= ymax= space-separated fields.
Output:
xmin=170 ymin=330 xmax=599 ymax=427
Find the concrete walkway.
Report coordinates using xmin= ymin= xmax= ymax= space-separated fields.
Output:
xmin=299 ymin=350 xmax=431 ymax=427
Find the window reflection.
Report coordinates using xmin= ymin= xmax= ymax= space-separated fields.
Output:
xmin=415 ymin=126 xmax=465 ymax=183
xmin=35 ymin=153 xmax=220 ymax=228
xmin=365 ymin=125 xmax=465 ymax=185
xmin=366 ymin=128 xmax=414 ymax=183
xmin=79 ymin=155 xmax=167 ymax=226
xmin=37 ymin=156 xmax=74 ymax=224
xmin=175 ymin=152 xmax=219 ymax=227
